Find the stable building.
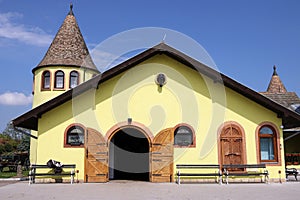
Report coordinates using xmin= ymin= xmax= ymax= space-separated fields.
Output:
xmin=12 ymin=5 xmax=300 ymax=183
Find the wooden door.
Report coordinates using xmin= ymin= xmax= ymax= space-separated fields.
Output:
xmin=150 ymin=128 xmax=174 ymax=182
xmin=220 ymin=125 xmax=244 ymax=171
xmin=85 ymin=128 xmax=108 ymax=182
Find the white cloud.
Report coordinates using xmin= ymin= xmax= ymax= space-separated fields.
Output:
xmin=0 ymin=92 xmax=32 ymax=106
xmin=0 ymin=12 xmax=52 ymax=46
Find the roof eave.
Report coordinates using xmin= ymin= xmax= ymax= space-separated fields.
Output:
xmin=12 ymin=43 xmax=300 ymax=130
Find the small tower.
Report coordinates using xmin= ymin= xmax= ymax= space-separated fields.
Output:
xmin=32 ymin=4 xmax=99 ymax=107
xmin=261 ymin=65 xmax=300 ymax=109
xmin=266 ymin=65 xmax=287 ymax=94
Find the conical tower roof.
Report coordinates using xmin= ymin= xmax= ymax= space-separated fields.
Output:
xmin=33 ymin=4 xmax=98 ymax=72
xmin=266 ymin=65 xmax=287 ymax=93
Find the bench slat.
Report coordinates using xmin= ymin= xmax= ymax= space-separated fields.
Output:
xmin=223 ymin=164 xmax=266 ymax=169
xmin=176 ymin=164 xmax=220 ymax=169
xmin=29 ymin=173 xmax=75 ymax=176
xmin=31 ymin=164 xmax=76 ymax=168
xmin=178 ymin=173 xmax=221 ymax=176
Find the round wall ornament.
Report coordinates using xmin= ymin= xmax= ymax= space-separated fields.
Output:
xmin=155 ymin=73 xmax=167 ymax=87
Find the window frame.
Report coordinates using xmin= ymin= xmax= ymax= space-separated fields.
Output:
xmin=256 ymin=122 xmax=281 ymax=166
xmin=54 ymin=70 xmax=65 ymax=90
xmin=69 ymin=70 xmax=79 ymax=88
xmin=173 ymin=123 xmax=196 ymax=148
xmin=64 ymin=124 xmax=85 ymax=148
xmin=41 ymin=70 xmax=51 ymax=90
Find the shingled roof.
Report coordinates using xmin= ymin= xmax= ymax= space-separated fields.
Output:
xmin=260 ymin=66 xmax=300 ymax=111
xmin=266 ymin=66 xmax=287 ymax=93
xmin=260 ymin=92 xmax=300 ymax=108
xmin=33 ymin=4 xmax=98 ymax=72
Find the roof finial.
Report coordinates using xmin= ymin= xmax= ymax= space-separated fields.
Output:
xmin=273 ymin=65 xmax=278 ymax=76
xmin=68 ymin=2 xmax=74 ymax=15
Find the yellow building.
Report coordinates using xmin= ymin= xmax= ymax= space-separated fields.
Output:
xmin=12 ymin=6 xmax=300 ymax=183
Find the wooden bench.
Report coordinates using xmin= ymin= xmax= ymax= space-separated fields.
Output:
xmin=29 ymin=164 xmax=76 ymax=184
xmin=176 ymin=164 xmax=222 ymax=184
xmin=223 ymin=164 xmax=269 ymax=184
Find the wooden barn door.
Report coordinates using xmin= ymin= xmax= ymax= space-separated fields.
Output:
xmin=150 ymin=128 xmax=174 ymax=182
xmin=85 ymin=128 xmax=108 ymax=182
xmin=220 ymin=124 xmax=245 ymax=171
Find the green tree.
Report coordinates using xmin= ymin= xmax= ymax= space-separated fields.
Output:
xmin=17 ymin=135 xmax=30 ymax=152
xmin=0 ymin=122 xmax=30 ymax=154
xmin=2 ymin=122 xmax=24 ymax=140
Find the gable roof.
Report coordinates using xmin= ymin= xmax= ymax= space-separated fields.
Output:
xmin=33 ymin=4 xmax=98 ymax=73
xmin=12 ymin=43 xmax=300 ymax=130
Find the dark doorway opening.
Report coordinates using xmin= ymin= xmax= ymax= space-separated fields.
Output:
xmin=109 ymin=128 xmax=149 ymax=181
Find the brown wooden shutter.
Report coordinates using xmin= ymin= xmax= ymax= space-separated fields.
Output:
xmin=85 ymin=128 xmax=108 ymax=182
xmin=150 ymin=128 xmax=174 ymax=182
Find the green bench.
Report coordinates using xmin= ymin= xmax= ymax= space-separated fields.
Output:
xmin=223 ymin=164 xmax=269 ymax=184
xmin=29 ymin=164 xmax=76 ymax=184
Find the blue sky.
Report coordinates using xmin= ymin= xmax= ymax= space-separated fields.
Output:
xmin=0 ymin=0 xmax=299 ymax=131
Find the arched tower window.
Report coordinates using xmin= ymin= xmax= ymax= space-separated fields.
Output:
xmin=70 ymin=71 xmax=79 ymax=88
xmin=42 ymin=71 xmax=51 ymax=90
xmin=54 ymin=70 xmax=64 ymax=89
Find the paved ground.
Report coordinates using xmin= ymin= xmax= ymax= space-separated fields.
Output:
xmin=0 ymin=180 xmax=299 ymax=200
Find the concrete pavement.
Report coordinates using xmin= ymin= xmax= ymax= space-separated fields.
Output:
xmin=0 ymin=180 xmax=299 ymax=200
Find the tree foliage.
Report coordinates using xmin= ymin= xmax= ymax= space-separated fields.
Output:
xmin=0 ymin=122 xmax=30 ymax=155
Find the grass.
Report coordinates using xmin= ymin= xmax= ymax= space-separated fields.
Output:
xmin=0 ymin=167 xmax=29 ymax=178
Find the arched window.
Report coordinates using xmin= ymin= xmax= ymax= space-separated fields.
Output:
xmin=174 ymin=125 xmax=195 ymax=147
xmin=54 ymin=70 xmax=64 ymax=89
xmin=64 ymin=125 xmax=85 ymax=147
xmin=69 ymin=71 xmax=79 ymax=88
xmin=42 ymin=71 xmax=51 ymax=90
xmin=258 ymin=125 xmax=278 ymax=163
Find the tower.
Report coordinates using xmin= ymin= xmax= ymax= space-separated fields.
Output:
xmin=29 ymin=4 xmax=99 ymax=164
xmin=265 ymin=65 xmax=287 ymax=94
xmin=260 ymin=65 xmax=300 ymax=109
xmin=32 ymin=4 xmax=99 ymax=108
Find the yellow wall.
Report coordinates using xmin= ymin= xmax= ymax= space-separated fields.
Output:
xmin=33 ymin=54 xmax=285 ymax=181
